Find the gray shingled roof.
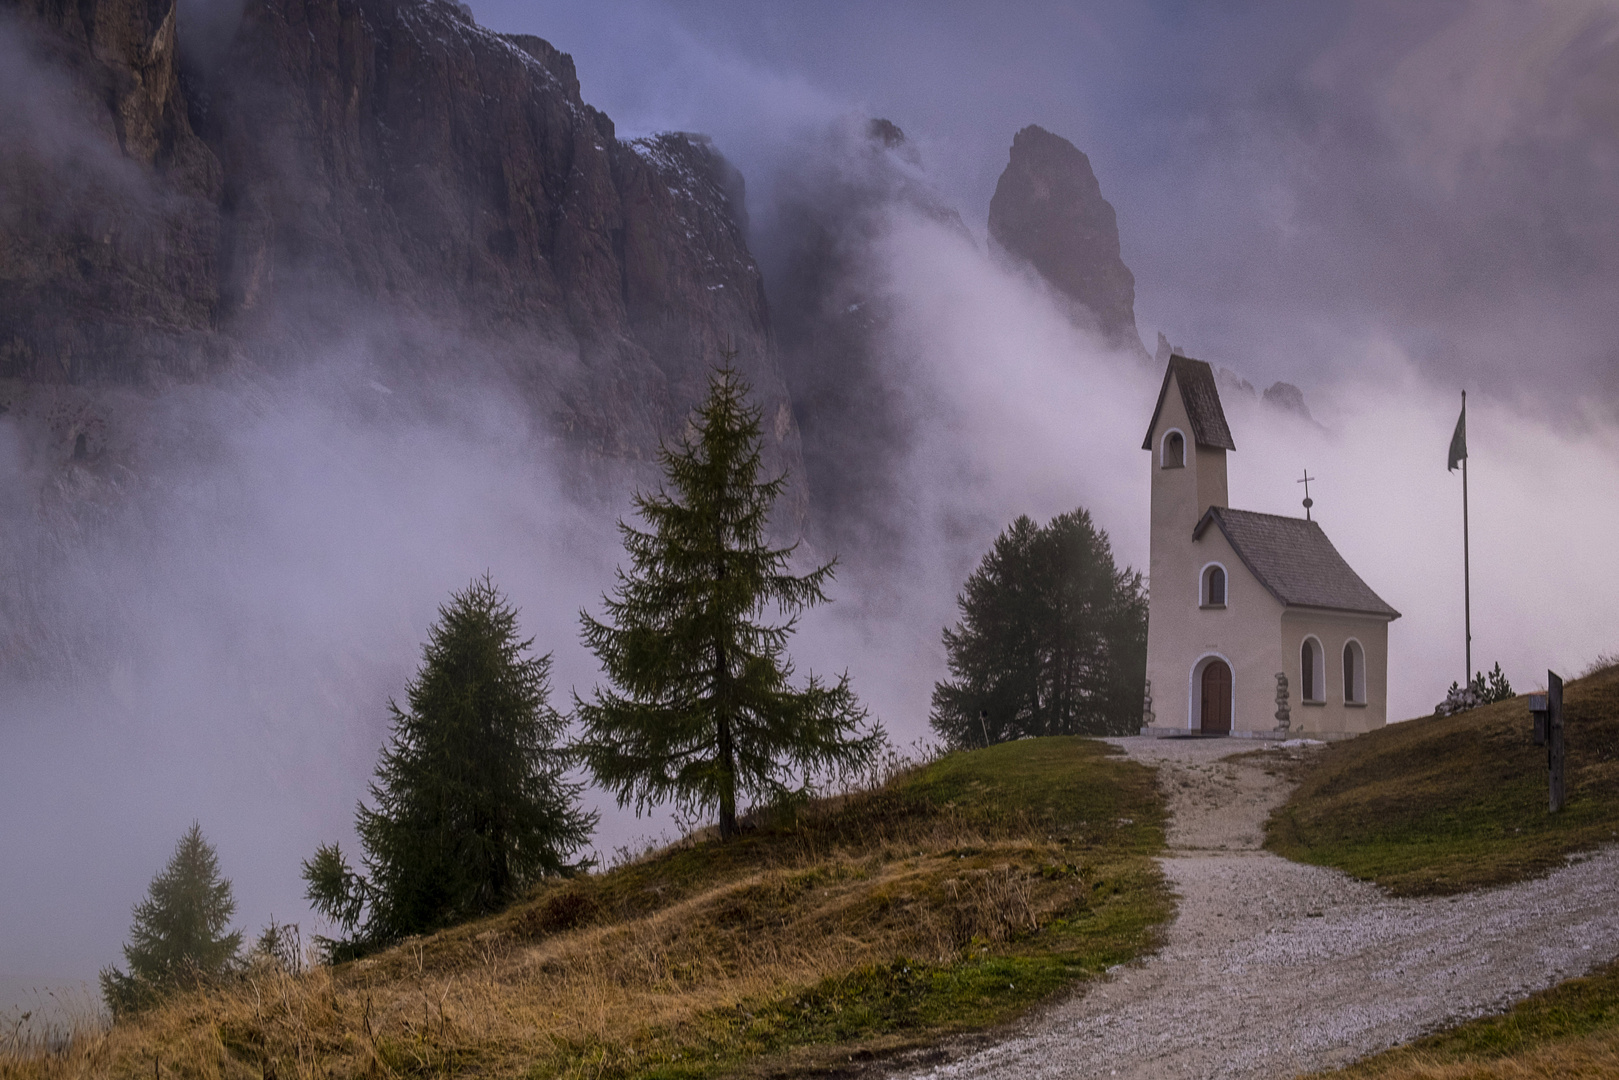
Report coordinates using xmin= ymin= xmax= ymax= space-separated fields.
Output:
xmin=1141 ymin=354 xmax=1236 ymax=451
xmin=1194 ymin=507 xmax=1400 ymax=619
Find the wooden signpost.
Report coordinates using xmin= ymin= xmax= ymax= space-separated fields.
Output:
xmin=1529 ymin=672 xmax=1565 ymax=813
xmin=1548 ymin=670 xmax=1565 ymax=814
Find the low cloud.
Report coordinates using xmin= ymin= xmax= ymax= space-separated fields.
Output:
xmin=8 ymin=171 xmax=1617 ymax=1020
xmin=0 ymin=356 xmax=645 ymax=1009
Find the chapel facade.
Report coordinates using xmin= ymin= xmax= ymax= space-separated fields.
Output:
xmin=1141 ymin=355 xmax=1400 ymax=739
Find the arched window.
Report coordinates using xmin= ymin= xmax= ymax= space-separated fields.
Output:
xmin=1301 ymin=637 xmax=1325 ymax=703
xmin=1201 ymin=564 xmax=1226 ymax=607
xmin=1343 ymin=639 xmax=1366 ymax=704
xmin=1161 ymin=430 xmax=1185 ymax=469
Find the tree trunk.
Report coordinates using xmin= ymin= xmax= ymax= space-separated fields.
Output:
xmin=714 ymin=525 xmax=739 ymax=840
xmin=717 ymin=713 xmax=738 ymax=840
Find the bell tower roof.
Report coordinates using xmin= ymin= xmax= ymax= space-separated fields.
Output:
xmin=1142 ymin=354 xmax=1236 ymax=451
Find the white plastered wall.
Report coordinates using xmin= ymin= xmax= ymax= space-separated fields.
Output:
xmin=1185 ymin=526 xmax=1287 ymax=733
xmin=1278 ymin=609 xmax=1392 ymax=734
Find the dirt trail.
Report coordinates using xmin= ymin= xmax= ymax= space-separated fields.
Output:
xmin=896 ymin=736 xmax=1619 ymax=1080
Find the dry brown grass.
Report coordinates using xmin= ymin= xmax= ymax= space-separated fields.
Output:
xmin=2 ymin=737 xmax=1167 ymax=1080
xmin=1324 ymin=1038 xmax=1619 ymax=1079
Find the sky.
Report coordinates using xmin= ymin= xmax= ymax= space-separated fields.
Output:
xmin=5 ymin=0 xmax=1619 ymax=1018
xmin=472 ymin=0 xmax=1619 ymax=404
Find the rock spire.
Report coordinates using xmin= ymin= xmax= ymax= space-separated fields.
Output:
xmin=989 ymin=125 xmax=1148 ymax=360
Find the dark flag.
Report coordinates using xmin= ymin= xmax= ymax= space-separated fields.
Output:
xmin=1447 ymin=399 xmax=1467 ymax=472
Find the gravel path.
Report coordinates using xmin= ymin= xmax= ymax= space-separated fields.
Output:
xmin=898 ymin=735 xmax=1619 ymax=1080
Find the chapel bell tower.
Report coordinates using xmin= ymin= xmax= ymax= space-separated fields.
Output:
xmin=1142 ymin=355 xmax=1236 ymax=728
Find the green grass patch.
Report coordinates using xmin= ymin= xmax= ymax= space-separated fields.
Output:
xmin=1267 ymin=664 xmax=1619 ymax=895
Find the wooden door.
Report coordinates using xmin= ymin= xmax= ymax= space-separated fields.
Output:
xmin=1201 ymin=661 xmax=1232 ymax=734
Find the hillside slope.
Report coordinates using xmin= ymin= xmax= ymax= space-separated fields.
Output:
xmin=2 ymin=738 xmax=1169 ymax=1080
xmin=1266 ymin=663 xmax=1619 ymax=895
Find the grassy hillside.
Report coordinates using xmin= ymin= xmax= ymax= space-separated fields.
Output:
xmin=1267 ymin=663 xmax=1619 ymax=895
xmin=1307 ymin=958 xmax=1619 ymax=1079
xmin=2 ymin=737 xmax=1170 ymax=1080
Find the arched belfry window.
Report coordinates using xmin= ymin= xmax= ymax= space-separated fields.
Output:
xmin=1301 ymin=637 xmax=1326 ymax=703
xmin=1161 ymin=430 xmax=1185 ymax=469
xmin=1201 ymin=564 xmax=1226 ymax=608
xmin=1343 ymin=639 xmax=1366 ymax=704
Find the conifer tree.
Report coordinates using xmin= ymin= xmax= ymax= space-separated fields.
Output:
xmin=303 ymin=575 xmax=594 ymax=950
xmin=577 ymin=364 xmax=881 ymax=840
xmin=931 ymin=509 xmax=1147 ymax=747
xmin=101 ymin=823 xmax=242 ymax=1017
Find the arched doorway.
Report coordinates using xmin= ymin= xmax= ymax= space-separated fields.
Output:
xmin=1200 ymin=660 xmax=1232 ymax=734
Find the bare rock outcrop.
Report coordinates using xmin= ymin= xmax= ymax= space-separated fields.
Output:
xmin=1262 ymin=381 xmax=1314 ymax=422
xmin=989 ymin=124 xmax=1148 ymax=361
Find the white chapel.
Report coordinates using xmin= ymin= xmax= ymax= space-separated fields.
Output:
xmin=1141 ymin=355 xmax=1400 ymax=738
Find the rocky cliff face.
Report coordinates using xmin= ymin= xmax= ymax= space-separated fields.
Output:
xmin=0 ymin=0 xmax=226 ymax=383
xmin=0 ymin=0 xmax=801 ymax=510
xmin=988 ymin=125 xmax=1147 ymax=360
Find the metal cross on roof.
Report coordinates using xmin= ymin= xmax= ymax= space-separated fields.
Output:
xmin=1297 ymin=469 xmax=1316 ymax=521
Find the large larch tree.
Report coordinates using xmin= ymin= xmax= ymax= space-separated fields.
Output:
xmin=577 ymin=364 xmax=882 ymax=840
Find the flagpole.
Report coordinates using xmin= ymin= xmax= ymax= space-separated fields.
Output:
xmin=1462 ymin=390 xmax=1471 ymax=687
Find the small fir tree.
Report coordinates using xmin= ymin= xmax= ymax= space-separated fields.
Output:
xmin=577 ymin=364 xmax=882 ymax=840
xmin=931 ymin=509 xmax=1147 ymax=747
xmin=248 ymin=918 xmax=303 ymax=975
xmin=303 ymin=575 xmax=594 ymax=951
xmin=1477 ymin=661 xmax=1514 ymax=703
xmin=100 ymin=823 xmax=242 ymax=1017
xmin=1436 ymin=661 xmax=1515 ymax=715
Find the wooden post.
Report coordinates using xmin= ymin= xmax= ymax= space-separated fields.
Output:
xmin=1461 ymin=391 xmax=1471 ymax=687
xmin=1548 ymin=670 xmax=1565 ymax=814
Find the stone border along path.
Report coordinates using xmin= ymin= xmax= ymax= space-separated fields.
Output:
xmin=892 ymin=735 xmax=1619 ymax=1080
